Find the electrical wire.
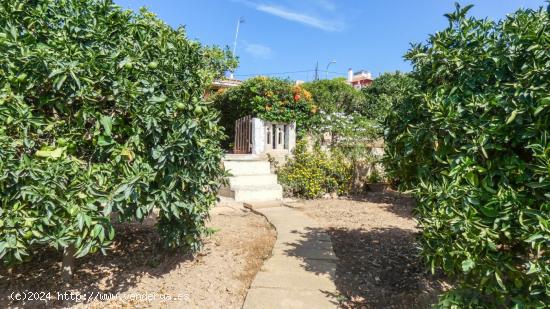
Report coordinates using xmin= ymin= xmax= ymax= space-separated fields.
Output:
xmin=234 ymin=70 xmax=344 ymax=77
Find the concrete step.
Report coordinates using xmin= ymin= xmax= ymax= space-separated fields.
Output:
xmin=223 ymin=160 xmax=271 ymax=176
xmin=224 ymin=154 xmax=266 ymax=161
xmin=220 ymin=184 xmax=283 ymax=202
xmin=228 ymin=174 xmax=278 ymax=187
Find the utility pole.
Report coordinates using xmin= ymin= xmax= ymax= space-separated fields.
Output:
xmin=314 ymin=62 xmax=319 ymax=81
xmin=230 ymin=16 xmax=245 ymax=79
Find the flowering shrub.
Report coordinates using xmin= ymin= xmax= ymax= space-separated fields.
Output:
xmin=278 ymin=142 xmax=352 ymax=198
xmin=214 ymin=77 xmax=316 ymax=145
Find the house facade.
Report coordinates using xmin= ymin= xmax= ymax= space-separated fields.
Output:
xmin=347 ymin=69 xmax=373 ymax=89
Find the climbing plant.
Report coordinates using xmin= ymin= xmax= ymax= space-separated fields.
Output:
xmin=384 ymin=4 xmax=549 ymax=307
xmin=0 ymin=0 xmax=235 ymax=269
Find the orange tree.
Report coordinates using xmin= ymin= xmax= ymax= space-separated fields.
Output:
xmin=384 ymin=4 xmax=549 ymax=307
xmin=0 ymin=0 xmax=235 ymax=275
xmin=214 ymin=77 xmax=317 ymax=146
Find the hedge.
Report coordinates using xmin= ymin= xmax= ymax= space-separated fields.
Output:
xmin=0 ymin=0 xmax=234 ymax=268
xmin=385 ymin=4 xmax=549 ymax=307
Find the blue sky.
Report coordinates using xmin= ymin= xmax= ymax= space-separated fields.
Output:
xmin=114 ymin=0 xmax=545 ymax=81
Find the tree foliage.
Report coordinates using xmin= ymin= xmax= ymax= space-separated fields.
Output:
xmin=384 ymin=4 xmax=549 ymax=307
xmin=362 ymin=72 xmax=418 ymax=124
xmin=0 ymin=0 xmax=235 ymax=265
xmin=302 ymin=78 xmax=364 ymax=115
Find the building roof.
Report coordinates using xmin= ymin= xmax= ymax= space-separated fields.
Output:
xmin=212 ymin=78 xmax=242 ymax=88
xmin=351 ymin=72 xmax=373 ymax=83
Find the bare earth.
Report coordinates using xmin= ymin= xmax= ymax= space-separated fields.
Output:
xmin=0 ymin=207 xmax=275 ymax=309
xmin=292 ymin=192 xmax=449 ymax=309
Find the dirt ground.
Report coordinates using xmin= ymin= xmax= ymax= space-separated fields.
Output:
xmin=293 ymin=191 xmax=450 ymax=309
xmin=0 ymin=207 xmax=275 ymax=309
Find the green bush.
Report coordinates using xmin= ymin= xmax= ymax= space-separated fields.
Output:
xmin=0 ymin=0 xmax=234 ymax=266
xmin=384 ymin=4 xmax=549 ymax=307
xmin=214 ymin=76 xmax=316 ymax=146
xmin=278 ymin=141 xmax=351 ymax=199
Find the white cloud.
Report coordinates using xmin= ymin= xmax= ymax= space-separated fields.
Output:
xmin=230 ymin=0 xmax=346 ymax=32
xmin=244 ymin=42 xmax=273 ymax=59
xmin=256 ymin=4 xmax=344 ymax=32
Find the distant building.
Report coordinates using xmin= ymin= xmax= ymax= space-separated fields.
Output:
xmin=347 ymin=68 xmax=373 ymax=89
xmin=211 ymin=78 xmax=242 ymax=90
xmin=205 ymin=78 xmax=242 ymax=98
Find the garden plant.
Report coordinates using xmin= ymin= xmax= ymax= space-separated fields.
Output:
xmin=385 ymin=4 xmax=549 ymax=307
xmin=213 ymin=76 xmax=316 ymax=147
xmin=0 ymin=0 xmax=235 ymax=278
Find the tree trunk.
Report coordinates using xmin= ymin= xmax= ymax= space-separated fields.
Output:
xmin=62 ymin=245 xmax=76 ymax=282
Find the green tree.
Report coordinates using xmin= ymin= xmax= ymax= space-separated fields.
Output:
xmin=362 ymin=72 xmax=418 ymax=124
xmin=0 ymin=0 xmax=235 ymax=276
xmin=302 ymin=78 xmax=364 ymax=115
xmin=384 ymin=4 xmax=549 ymax=307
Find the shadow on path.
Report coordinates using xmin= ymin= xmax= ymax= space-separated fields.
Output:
xmin=283 ymin=226 xmax=447 ymax=309
xmin=345 ymin=191 xmax=417 ymax=220
xmin=0 ymin=222 xmax=192 ymax=308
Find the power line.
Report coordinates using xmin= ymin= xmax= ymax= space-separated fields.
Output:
xmin=234 ymin=69 xmax=345 ymax=78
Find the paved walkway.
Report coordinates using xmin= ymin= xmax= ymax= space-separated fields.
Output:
xmin=242 ymin=202 xmax=339 ymax=309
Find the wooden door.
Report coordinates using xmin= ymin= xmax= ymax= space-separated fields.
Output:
xmin=234 ymin=115 xmax=252 ymax=154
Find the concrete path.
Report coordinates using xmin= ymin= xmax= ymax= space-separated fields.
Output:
xmin=242 ymin=202 xmax=339 ymax=309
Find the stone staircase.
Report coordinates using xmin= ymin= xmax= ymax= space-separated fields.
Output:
xmin=219 ymin=154 xmax=283 ymax=202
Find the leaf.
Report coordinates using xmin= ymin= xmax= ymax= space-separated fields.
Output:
xmin=525 ymin=234 xmax=543 ymax=243
xmin=462 ymin=259 xmax=475 ymax=273
xmin=479 ymin=205 xmax=498 ymax=217
xmin=92 ymin=224 xmax=103 ymax=238
xmin=534 ymin=105 xmax=545 ymax=116
xmin=99 ymin=115 xmax=112 ymax=136
xmin=534 ymin=97 xmax=550 ymax=116
xmin=495 ymin=272 xmax=506 ymax=290
xmin=102 ymin=203 xmax=113 ymax=217
xmin=120 ymin=148 xmax=134 ymax=161
xmin=97 ymin=135 xmax=113 ymax=146
xmin=35 ymin=147 xmax=66 ymax=159
xmin=505 ymin=109 xmax=518 ymax=124
xmin=75 ymin=242 xmax=92 ymax=258
xmin=55 ymin=74 xmax=67 ymax=90
xmin=465 ymin=171 xmax=478 ymax=186
xmin=77 ymin=213 xmax=85 ymax=230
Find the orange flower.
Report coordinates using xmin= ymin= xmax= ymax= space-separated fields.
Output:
xmin=265 ymin=105 xmax=272 ymax=111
